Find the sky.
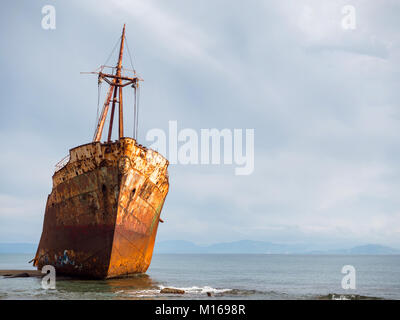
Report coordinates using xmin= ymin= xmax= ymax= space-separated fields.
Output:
xmin=0 ymin=0 xmax=399 ymax=249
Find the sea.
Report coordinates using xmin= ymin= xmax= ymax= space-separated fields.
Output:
xmin=0 ymin=254 xmax=399 ymax=300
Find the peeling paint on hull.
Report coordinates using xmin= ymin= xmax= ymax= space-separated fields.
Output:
xmin=34 ymin=138 xmax=169 ymax=279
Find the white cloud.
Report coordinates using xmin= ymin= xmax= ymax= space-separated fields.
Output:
xmin=81 ymin=0 xmax=222 ymax=69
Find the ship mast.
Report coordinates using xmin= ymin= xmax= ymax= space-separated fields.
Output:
xmin=91 ymin=24 xmax=141 ymax=143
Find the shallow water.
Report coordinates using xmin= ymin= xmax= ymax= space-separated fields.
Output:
xmin=1 ymin=254 xmax=399 ymax=300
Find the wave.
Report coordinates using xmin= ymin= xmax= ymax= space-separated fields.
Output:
xmin=316 ymin=293 xmax=384 ymax=300
xmin=123 ymin=285 xmax=262 ymax=298
xmin=120 ymin=285 xmax=385 ymax=300
xmin=159 ymin=285 xmax=231 ymax=295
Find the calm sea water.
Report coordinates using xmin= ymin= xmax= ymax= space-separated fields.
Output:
xmin=1 ymin=253 xmax=399 ymax=300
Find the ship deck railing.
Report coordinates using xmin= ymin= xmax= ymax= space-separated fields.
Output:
xmin=54 ymin=155 xmax=70 ymax=173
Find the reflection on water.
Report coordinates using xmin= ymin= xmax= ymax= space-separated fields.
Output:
xmin=54 ymin=273 xmax=160 ymax=299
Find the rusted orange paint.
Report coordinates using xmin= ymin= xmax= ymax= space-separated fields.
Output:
xmin=34 ymin=138 xmax=169 ymax=279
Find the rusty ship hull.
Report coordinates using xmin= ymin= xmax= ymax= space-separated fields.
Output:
xmin=34 ymin=138 xmax=169 ymax=279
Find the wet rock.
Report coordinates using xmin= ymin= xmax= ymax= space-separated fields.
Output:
xmin=160 ymin=288 xmax=185 ymax=294
xmin=5 ymin=273 xmax=30 ymax=278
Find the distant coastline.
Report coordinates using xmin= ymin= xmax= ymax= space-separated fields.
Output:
xmin=2 ymin=241 xmax=399 ymax=255
xmin=153 ymin=240 xmax=400 ymax=255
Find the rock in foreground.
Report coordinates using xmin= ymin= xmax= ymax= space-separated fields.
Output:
xmin=5 ymin=272 xmax=30 ymax=278
xmin=0 ymin=270 xmax=42 ymax=278
xmin=160 ymin=288 xmax=185 ymax=294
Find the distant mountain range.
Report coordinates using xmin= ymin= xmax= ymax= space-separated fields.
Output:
xmin=153 ymin=240 xmax=308 ymax=254
xmin=153 ymin=240 xmax=400 ymax=255
xmin=307 ymin=244 xmax=400 ymax=255
xmin=1 ymin=241 xmax=399 ymax=255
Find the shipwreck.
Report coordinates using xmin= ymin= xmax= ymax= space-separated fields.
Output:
xmin=33 ymin=25 xmax=169 ymax=279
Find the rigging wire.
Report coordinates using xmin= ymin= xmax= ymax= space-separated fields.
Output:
xmin=92 ymin=35 xmax=120 ymax=141
xmin=95 ymin=79 xmax=102 ymax=130
xmin=136 ymin=85 xmax=140 ymax=140
xmin=125 ymin=33 xmax=140 ymax=140
xmin=133 ymin=86 xmax=137 ymax=139
xmin=103 ymin=36 xmax=121 ymax=69
xmin=125 ymin=36 xmax=136 ymax=72
xmin=93 ymin=34 xmax=123 ymax=141
xmin=93 ymin=33 xmax=141 ymax=142
xmin=133 ymin=84 xmax=140 ymax=140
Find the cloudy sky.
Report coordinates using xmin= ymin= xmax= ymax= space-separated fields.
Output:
xmin=0 ymin=0 xmax=399 ymax=249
